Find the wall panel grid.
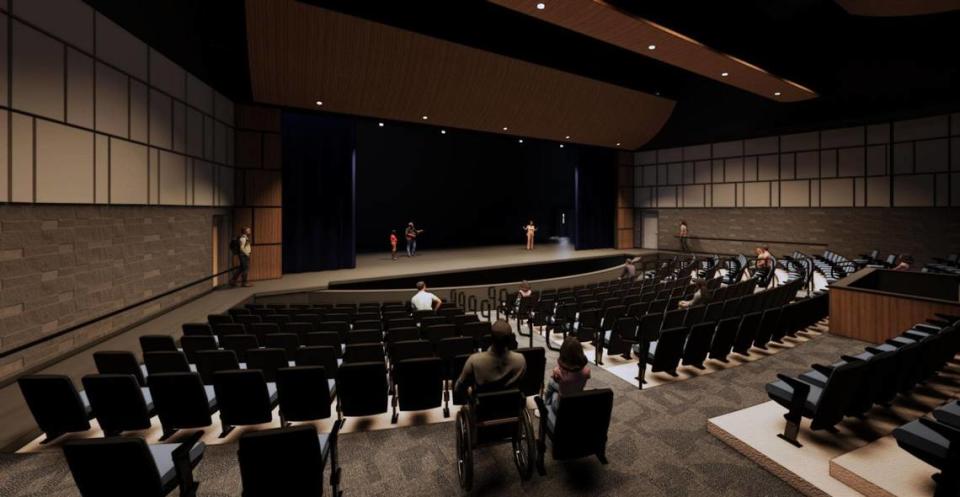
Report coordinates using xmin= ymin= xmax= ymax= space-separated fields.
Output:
xmin=0 ymin=3 xmax=237 ymax=207
xmin=634 ymin=114 xmax=958 ymax=208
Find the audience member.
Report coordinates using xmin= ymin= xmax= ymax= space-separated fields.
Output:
xmin=679 ymin=220 xmax=690 ymax=252
xmin=411 ymin=281 xmax=442 ymax=311
xmin=678 ymin=278 xmax=712 ymax=308
xmin=455 ymin=320 xmax=526 ymax=396
xmin=619 ymin=256 xmax=643 ymax=280
xmin=544 ymin=337 xmax=591 ymax=413
xmin=893 ymin=254 xmax=914 ymax=271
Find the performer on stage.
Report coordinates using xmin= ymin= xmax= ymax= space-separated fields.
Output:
xmin=405 ymin=222 xmax=423 ymax=257
xmin=524 ymin=220 xmax=537 ymax=250
xmin=390 ymin=230 xmax=399 ymax=260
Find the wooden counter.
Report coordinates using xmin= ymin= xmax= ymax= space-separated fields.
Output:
xmin=829 ymin=268 xmax=960 ymax=343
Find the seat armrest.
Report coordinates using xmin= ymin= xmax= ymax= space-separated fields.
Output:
xmin=172 ymin=431 xmax=204 ymax=497
xmin=811 ymin=363 xmax=834 ymax=377
xmin=534 ymin=395 xmax=550 ymax=436
xmin=839 ymin=355 xmax=864 ymax=363
xmin=865 ymin=346 xmax=885 ymax=355
xmin=775 ymin=374 xmax=811 ymax=419
xmin=919 ymin=417 xmax=960 ymax=444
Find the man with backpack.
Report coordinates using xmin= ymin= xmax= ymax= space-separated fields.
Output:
xmin=229 ymin=227 xmax=253 ymax=287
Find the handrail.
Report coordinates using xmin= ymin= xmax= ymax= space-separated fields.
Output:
xmin=673 ymin=235 xmax=828 ymax=248
xmin=0 ymin=266 xmax=237 ymax=359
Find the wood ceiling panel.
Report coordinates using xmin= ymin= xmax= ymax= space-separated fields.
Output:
xmin=489 ymin=0 xmax=817 ymax=102
xmin=245 ymin=0 xmax=675 ymax=149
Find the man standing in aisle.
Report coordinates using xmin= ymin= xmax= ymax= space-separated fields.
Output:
xmin=230 ymin=226 xmax=253 ymax=287
xmin=411 ymin=281 xmax=442 ymax=311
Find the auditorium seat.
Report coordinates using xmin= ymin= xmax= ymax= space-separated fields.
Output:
xmin=708 ymin=317 xmax=740 ymax=362
xmin=205 ymin=314 xmax=231 ymax=326
xmin=196 ymin=350 xmax=243 ymax=385
xmin=184 ymin=322 xmax=215 ymax=337
xmin=389 ymin=339 xmax=434 ymax=363
xmin=140 ymin=335 xmax=178 ymax=354
xmin=386 ymin=326 xmax=420 ymax=344
xmin=732 ymin=312 xmax=762 ymax=355
xmin=392 ymin=357 xmax=445 ymax=423
xmin=422 ymin=323 xmax=457 ymax=349
xmin=295 ymin=346 xmax=340 ymax=388
xmin=213 ymin=323 xmax=246 ymax=337
xmin=276 ymin=366 xmax=334 ymax=425
xmin=82 ymin=374 xmax=155 ymax=436
xmin=144 ymin=351 xmax=194 ymax=375
xmin=345 ymin=329 xmax=382 ymax=345
xmin=534 ymin=388 xmax=613 ymax=474
xmin=681 ymin=321 xmax=715 ymax=369
xmin=682 ymin=305 xmax=706 ymax=328
xmin=597 ymin=316 xmax=637 ymax=363
xmin=238 ymin=425 xmax=341 ymax=497
xmin=149 ymin=372 xmax=218 ymax=440
xmin=752 ymin=307 xmax=782 ymax=349
xmin=516 ymin=347 xmax=546 ymax=398
xmin=213 ymin=370 xmax=278 ymax=438
xmin=343 ymin=343 xmax=384 ymax=364
xmin=246 ymin=348 xmax=292 ymax=382
xmin=645 ymin=326 xmax=688 ymax=379
xmin=336 ymin=362 xmax=389 ymax=419
xmin=64 ymin=432 xmax=205 ymax=497
xmin=220 ymin=334 xmax=260 ymax=363
xmin=18 ymin=374 xmax=93 ymax=443
xmin=304 ymin=332 xmax=343 ymax=357
xmin=94 ymin=351 xmax=147 ymax=387
xmin=181 ymin=336 xmax=218 ymax=364
xmin=894 ymin=417 xmax=960 ymax=497
xmin=264 ymin=333 xmax=301 ymax=359
xmin=766 ymin=359 xmax=869 ymax=446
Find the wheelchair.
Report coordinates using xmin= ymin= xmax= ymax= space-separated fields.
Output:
xmin=454 ymin=388 xmax=536 ymax=490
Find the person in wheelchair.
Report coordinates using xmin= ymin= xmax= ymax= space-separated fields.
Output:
xmin=454 ymin=319 xmax=527 ymax=397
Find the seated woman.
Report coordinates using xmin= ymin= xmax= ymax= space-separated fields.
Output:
xmin=678 ymin=278 xmax=712 ymax=309
xmin=893 ymin=254 xmax=914 ymax=271
xmin=518 ymin=280 xmax=533 ymax=299
xmin=544 ymin=337 xmax=591 ymax=413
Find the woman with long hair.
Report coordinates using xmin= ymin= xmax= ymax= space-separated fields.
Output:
xmin=544 ymin=337 xmax=591 ymax=412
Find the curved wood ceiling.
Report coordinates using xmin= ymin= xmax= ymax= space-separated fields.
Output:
xmin=488 ymin=0 xmax=817 ymax=102
xmin=835 ymin=0 xmax=960 ymax=16
xmin=245 ymin=0 xmax=675 ymax=149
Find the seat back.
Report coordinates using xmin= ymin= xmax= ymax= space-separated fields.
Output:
xmin=336 ymin=362 xmax=389 ymax=416
xmin=185 ymin=322 xmax=215 ymax=335
xmin=386 ymin=326 xmax=420 ymax=344
xmin=389 ymin=339 xmax=434 ymax=362
xmin=180 ymin=335 xmax=218 ymax=364
xmin=64 ymin=437 xmax=165 ymax=497
xmin=264 ymin=333 xmax=300 ymax=359
xmin=213 ymin=370 xmax=274 ymax=426
xmin=732 ymin=312 xmax=762 ymax=354
xmin=238 ymin=425 xmax=325 ymax=497
xmin=812 ymin=360 xmax=869 ymax=430
xmin=93 ymin=351 xmax=145 ymax=386
xmin=516 ymin=347 xmax=546 ymax=397
xmin=246 ymin=348 xmax=290 ymax=382
xmin=394 ymin=358 xmax=444 ymax=411
xmin=144 ymin=351 xmax=192 ymax=375
xmin=549 ymin=388 xmax=614 ymax=461
xmin=18 ymin=375 xmax=91 ymax=437
xmin=319 ymin=321 xmax=350 ymax=342
xmin=474 ymin=389 xmax=526 ymax=443
xmin=683 ymin=305 xmax=706 ymax=327
xmin=295 ymin=346 xmax=339 ymax=376
xmin=304 ymin=332 xmax=342 ymax=357
xmin=681 ymin=322 xmax=716 ymax=367
xmin=82 ymin=374 xmax=153 ymax=434
xmin=754 ymin=307 xmax=782 ymax=347
xmin=247 ymin=323 xmax=280 ymax=344
xmin=149 ymin=372 xmax=214 ymax=431
xmin=220 ymin=334 xmax=261 ymax=363
xmin=422 ymin=323 xmax=457 ymax=347
xmin=277 ymin=366 xmax=332 ymax=422
xmin=195 ymin=350 xmax=241 ymax=385
xmin=637 ymin=313 xmax=663 ymax=342
xmin=346 ymin=329 xmax=382 ymax=345
xmin=139 ymin=335 xmax=177 ymax=354
xmin=436 ymin=337 xmax=476 ymax=379
xmin=651 ymin=327 xmax=688 ymax=374
xmin=661 ymin=309 xmax=686 ymax=330
xmin=282 ymin=322 xmax=313 ymax=340
xmin=708 ymin=317 xmax=740 ymax=361
xmin=343 ymin=343 xmax=384 ymax=364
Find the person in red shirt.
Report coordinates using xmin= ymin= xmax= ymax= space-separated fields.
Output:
xmin=390 ymin=230 xmax=399 ymax=260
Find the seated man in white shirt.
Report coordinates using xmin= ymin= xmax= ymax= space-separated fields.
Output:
xmin=411 ymin=281 xmax=442 ymax=311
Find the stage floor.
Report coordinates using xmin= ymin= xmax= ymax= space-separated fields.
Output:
xmin=0 ymin=244 xmax=640 ymax=451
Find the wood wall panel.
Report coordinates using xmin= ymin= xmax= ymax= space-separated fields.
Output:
xmin=245 ymin=0 xmax=673 ymax=149
xmin=244 ymin=169 xmax=282 ymax=207
xmin=830 ymin=287 xmax=960 ymax=344
xmin=253 ymin=207 xmax=282 ymax=245
xmin=248 ymin=244 xmax=282 ymax=281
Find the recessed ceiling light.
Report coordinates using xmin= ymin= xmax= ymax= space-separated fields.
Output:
xmin=315 ymin=100 xmax=323 ymax=106
xmin=559 ymin=144 xmax=564 ymax=148
xmin=421 ymin=115 xmax=428 ymax=120
xmin=721 ymin=72 xmax=729 ymax=77
xmin=647 ymin=44 xmax=656 ymax=50
xmin=655 ymin=91 xmax=661 ymax=96
xmin=518 ymin=139 xmax=524 ymax=143
xmin=503 ymin=126 xmax=509 ymax=131
xmin=441 ymin=130 xmax=446 ymax=134
xmin=774 ymin=91 xmax=781 ymax=96
xmin=536 ymin=2 xmax=545 ymax=10
xmin=565 ymin=135 xmax=570 ymax=139
xmin=616 ymin=142 xmax=621 ymax=146
xmin=378 ymin=122 xmax=384 ymax=127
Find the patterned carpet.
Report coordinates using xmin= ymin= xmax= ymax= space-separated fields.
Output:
xmin=0 ymin=330 xmax=867 ymax=497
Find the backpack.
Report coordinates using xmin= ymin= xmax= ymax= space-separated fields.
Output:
xmin=229 ymin=237 xmax=242 ymax=255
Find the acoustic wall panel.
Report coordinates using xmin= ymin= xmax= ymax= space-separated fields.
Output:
xmin=712 ymin=140 xmax=742 ymax=158
xmin=854 ymin=178 xmax=865 ymax=207
xmin=780 ymin=154 xmax=795 ymax=179
xmin=820 ymin=150 xmax=837 ymax=177
xmin=780 ymin=180 xmax=809 ymax=207
xmin=821 ymin=126 xmax=863 ymax=148
xmin=218 ymin=166 xmax=235 ymax=206
xmin=214 ymin=92 xmax=235 ymax=124
xmin=893 ymin=175 xmax=933 ymax=207
xmin=149 ymin=49 xmax=185 ymax=100
xmin=758 ymin=154 xmax=778 ymax=180
xmin=744 ymin=136 xmax=778 ymax=155
xmin=712 ymin=160 xmax=724 ymax=182
xmin=186 ymin=74 xmax=213 ymax=115
xmin=11 ymin=113 xmax=34 ymax=203
xmin=781 ymin=131 xmax=818 ymax=152
xmin=683 ymin=143 xmax=711 ymax=160
xmin=820 ymin=178 xmax=854 ymax=207
xmin=743 ymin=182 xmax=769 ymax=207
xmin=14 ymin=0 xmax=93 ymax=52
xmin=12 ymin=21 xmax=64 ymax=121
xmin=866 ymin=176 xmax=890 ymax=207
xmin=95 ymin=63 xmax=128 ymax=138
xmin=148 ymin=147 xmax=159 ymax=204
xmin=263 ymin=133 xmax=281 ymax=170
xmin=682 ymin=185 xmax=704 ymax=207
xmin=953 ymin=174 xmax=960 ymax=206
xmin=159 ymin=151 xmax=186 ymax=205
xmin=642 ymin=165 xmax=656 ymax=186
xmin=953 ymin=137 xmax=960 ymax=170
xmin=866 ymin=123 xmax=890 ymax=144
xmin=866 ymin=145 xmax=888 ymax=175
xmin=838 ymin=147 xmax=865 ymax=177
xmin=712 ymin=183 xmax=735 ymax=207
xmin=149 ymin=89 xmax=172 ymax=149
xmin=203 ymin=116 xmax=214 ymax=160
xmin=796 ymin=151 xmax=819 ymax=178
xmin=658 ymin=147 xmax=681 ymax=162
xmin=35 ymin=120 xmax=94 ymax=203
xmin=172 ymin=101 xmax=187 ymax=153
xmin=810 ymin=179 xmax=820 ymax=207
xmin=682 ymin=162 xmax=694 ymax=185
xmin=915 ymin=138 xmax=948 ymax=172
xmin=657 ymin=186 xmax=677 ymax=208
xmin=725 ymin=157 xmax=743 ymax=182
xmin=94 ymin=134 xmax=109 ymax=203
xmin=893 ymin=143 xmax=914 ymax=174
xmin=743 ymin=156 xmax=757 ymax=181
xmin=129 ymin=79 xmax=149 ymax=143
xmin=214 ymin=122 xmax=228 ymax=164
xmin=935 ymin=174 xmax=949 ymax=207
xmin=694 ymin=161 xmax=711 ymax=183
xmin=66 ymin=48 xmax=94 ymax=128
xmin=635 ymin=187 xmax=652 ymax=208
xmin=0 ymin=111 xmax=7 ymax=202
xmin=186 ymin=108 xmax=204 ymax=158
xmin=0 ymin=14 xmax=7 ymax=105
xmin=893 ymin=115 xmax=948 ymax=141
xmin=109 ymin=138 xmax=148 ymax=204
xmin=667 ymin=164 xmax=682 ymax=185
xmin=95 ymin=13 xmax=148 ymax=80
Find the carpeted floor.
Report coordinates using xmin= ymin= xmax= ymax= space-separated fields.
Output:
xmin=0 ymin=330 xmax=867 ymax=497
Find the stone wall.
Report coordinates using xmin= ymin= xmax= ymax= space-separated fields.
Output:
xmin=0 ymin=204 xmax=229 ymax=382
xmin=651 ymin=207 xmax=960 ymax=265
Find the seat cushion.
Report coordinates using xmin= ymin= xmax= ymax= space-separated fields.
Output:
xmin=140 ymin=387 xmax=154 ymax=411
xmin=546 ymin=407 xmax=557 ymax=433
xmin=894 ymin=419 xmax=949 ymax=468
xmin=318 ymin=433 xmax=331 ymax=460
xmin=935 ymin=401 xmax=960 ymax=430
xmin=327 ymin=379 xmax=337 ymax=397
xmin=79 ymin=390 xmax=92 ymax=416
xmin=203 ymin=385 xmax=217 ymax=410
xmin=140 ymin=364 xmax=149 ymax=379
xmin=148 ymin=441 xmax=205 ymax=488
xmin=765 ymin=379 xmax=822 ymax=415
xmin=267 ymin=382 xmax=278 ymax=403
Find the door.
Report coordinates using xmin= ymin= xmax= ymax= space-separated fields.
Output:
xmin=641 ymin=211 xmax=658 ymax=250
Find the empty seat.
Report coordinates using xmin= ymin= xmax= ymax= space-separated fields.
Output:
xmin=681 ymin=321 xmax=715 ymax=369
xmin=144 ymin=351 xmax=193 ymax=375
xmin=246 ymin=348 xmax=291 ymax=382
xmin=391 ymin=358 xmax=444 ymax=423
xmin=534 ymin=388 xmax=614 ymax=474
xmin=732 ymin=312 xmax=762 ymax=355
xmin=264 ymin=333 xmax=300 ymax=359
xmin=63 ymin=433 xmax=205 ymax=497
xmin=295 ymin=346 xmax=340 ymax=384
xmin=420 ymin=316 xmax=449 ymax=329
xmin=343 ymin=343 xmax=383 ymax=364
xmin=708 ymin=317 xmax=740 ymax=363
xmin=683 ymin=305 xmax=706 ymax=328
xmin=422 ymin=323 xmax=457 ymax=347
xmin=140 ymin=335 xmax=178 ymax=354
xmin=304 ymin=332 xmax=343 ymax=357
xmin=94 ymin=351 xmax=146 ymax=386
xmin=282 ymin=322 xmax=314 ymax=340
xmin=386 ymin=326 xmax=420 ymax=344
xmin=185 ymin=322 xmax=215 ymax=336
xmin=894 ymin=417 xmax=960 ymax=497
xmin=516 ymin=347 xmax=547 ymax=397
xmin=644 ymin=327 xmax=688 ymax=380
xmin=18 ymin=375 xmax=93 ymax=443
xmin=753 ymin=307 xmax=782 ymax=349
xmin=247 ymin=323 xmax=280 ymax=344
xmin=149 ymin=372 xmax=218 ymax=441
xmin=206 ymin=314 xmax=232 ymax=325
xmin=220 ymin=334 xmax=261 ymax=363
xmin=389 ymin=339 xmax=435 ymax=363
xmin=319 ymin=321 xmax=350 ymax=342
xmin=661 ymin=308 xmax=686 ymax=331
xmin=233 ymin=314 xmax=262 ymax=325
xmin=195 ymin=350 xmax=242 ymax=385
xmin=180 ymin=335 xmax=218 ymax=364
xmin=346 ymin=329 xmax=382 ymax=345
xmin=213 ymin=323 xmax=246 ymax=337
xmin=82 ymin=374 xmax=155 ymax=436
xmin=238 ymin=425 xmax=341 ymax=497
xmin=336 ymin=362 xmax=389 ymax=418
xmin=213 ymin=370 xmax=278 ymax=438
xmin=276 ymin=366 xmax=334 ymax=425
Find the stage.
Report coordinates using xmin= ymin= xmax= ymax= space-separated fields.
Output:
xmin=0 ymin=244 xmax=641 ymax=451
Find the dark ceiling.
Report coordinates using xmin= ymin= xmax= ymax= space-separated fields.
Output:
xmin=86 ymin=0 xmax=960 ymax=149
